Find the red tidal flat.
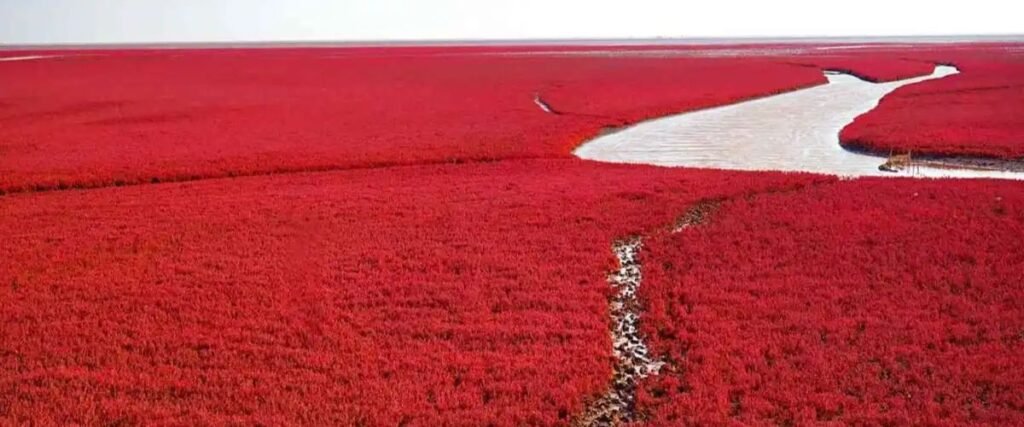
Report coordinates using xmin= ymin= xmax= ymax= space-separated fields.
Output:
xmin=3 ymin=44 xmax=1024 ymax=425
xmin=0 ymin=159 xmax=819 ymax=424
xmin=637 ymin=179 xmax=1024 ymax=425
xmin=790 ymin=56 xmax=938 ymax=82
xmin=0 ymin=49 xmax=825 ymax=194
xmin=841 ymin=49 xmax=1024 ymax=159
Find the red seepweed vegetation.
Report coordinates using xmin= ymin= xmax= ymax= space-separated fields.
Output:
xmin=841 ymin=48 xmax=1024 ymax=160
xmin=2 ymin=44 xmax=1024 ymax=425
xmin=0 ymin=159 xmax=821 ymax=424
xmin=636 ymin=178 xmax=1024 ymax=425
xmin=0 ymin=48 xmax=827 ymax=194
xmin=789 ymin=55 xmax=938 ymax=82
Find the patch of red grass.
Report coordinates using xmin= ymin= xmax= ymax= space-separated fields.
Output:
xmin=3 ymin=44 xmax=1024 ymax=425
xmin=841 ymin=50 xmax=1024 ymax=159
xmin=789 ymin=56 xmax=937 ymax=82
xmin=636 ymin=178 xmax=1024 ymax=425
xmin=0 ymin=49 xmax=825 ymax=194
xmin=0 ymin=159 xmax=819 ymax=424
xmin=539 ymin=58 xmax=824 ymax=120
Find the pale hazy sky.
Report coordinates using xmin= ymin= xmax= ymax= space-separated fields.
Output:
xmin=1 ymin=0 xmax=1021 ymax=45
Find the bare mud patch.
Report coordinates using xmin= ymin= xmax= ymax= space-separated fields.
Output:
xmin=578 ymin=202 xmax=723 ymax=426
xmin=576 ymin=238 xmax=661 ymax=426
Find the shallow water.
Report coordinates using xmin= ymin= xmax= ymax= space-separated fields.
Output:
xmin=575 ymin=65 xmax=1024 ymax=180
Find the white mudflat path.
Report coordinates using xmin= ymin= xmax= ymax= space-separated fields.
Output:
xmin=575 ymin=65 xmax=1024 ymax=180
xmin=0 ymin=55 xmax=58 ymax=62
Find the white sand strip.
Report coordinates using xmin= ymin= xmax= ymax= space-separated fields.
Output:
xmin=575 ymin=65 xmax=1024 ymax=180
xmin=533 ymin=93 xmax=556 ymax=114
xmin=815 ymin=44 xmax=916 ymax=50
xmin=0 ymin=55 xmax=58 ymax=62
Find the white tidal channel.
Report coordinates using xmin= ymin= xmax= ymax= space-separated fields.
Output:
xmin=574 ymin=65 xmax=1024 ymax=180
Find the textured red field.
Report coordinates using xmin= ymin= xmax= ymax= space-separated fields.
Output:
xmin=841 ymin=47 xmax=1024 ymax=159
xmin=790 ymin=55 xmax=938 ymax=82
xmin=0 ymin=160 xmax=819 ymax=424
xmin=637 ymin=179 xmax=1024 ymax=425
xmin=2 ymin=45 xmax=1024 ymax=425
xmin=9 ymin=46 xmax=1013 ymax=194
xmin=0 ymin=49 xmax=827 ymax=194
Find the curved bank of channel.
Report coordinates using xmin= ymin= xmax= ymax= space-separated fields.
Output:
xmin=574 ymin=65 xmax=1024 ymax=180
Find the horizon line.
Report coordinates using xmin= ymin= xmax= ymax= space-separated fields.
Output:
xmin=3 ymin=34 xmax=1024 ymax=50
